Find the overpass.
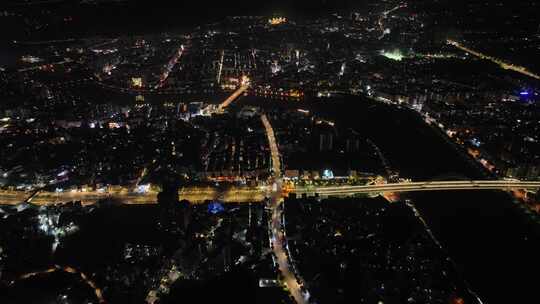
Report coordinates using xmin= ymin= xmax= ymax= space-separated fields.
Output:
xmin=2 ymin=180 xmax=538 ymax=206
xmin=293 ymin=180 xmax=540 ymax=196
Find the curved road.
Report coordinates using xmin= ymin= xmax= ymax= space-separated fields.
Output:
xmin=11 ymin=265 xmax=105 ymax=303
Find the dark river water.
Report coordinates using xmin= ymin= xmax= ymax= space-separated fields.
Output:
xmin=310 ymin=96 xmax=539 ymax=303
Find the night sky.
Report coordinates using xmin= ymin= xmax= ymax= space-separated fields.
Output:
xmin=0 ymin=0 xmax=358 ymax=40
xmin=1 ymin=1 xmax=538 ymax=41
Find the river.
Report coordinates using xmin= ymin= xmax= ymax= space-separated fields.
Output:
xmin=309 ymin=95 xmax=539 ymax=303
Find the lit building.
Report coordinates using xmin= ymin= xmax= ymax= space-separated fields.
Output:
xmin=268 ymin=17 xmax=287 ymax=25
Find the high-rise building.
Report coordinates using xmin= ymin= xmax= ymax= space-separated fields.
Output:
xmin=313 ymin=122 xmax=336 ymax=152
xmin=344 ymin=129 xmax=361 ymax=153
xmin=319 ymin=133 xmax=334 ymax=151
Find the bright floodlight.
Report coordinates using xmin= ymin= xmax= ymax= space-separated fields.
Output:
xmin=241 ymin=75 xmax=251 ymax=86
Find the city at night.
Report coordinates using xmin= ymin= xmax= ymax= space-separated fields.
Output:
xmin=0 ymin=1 xmax=539 ymax=303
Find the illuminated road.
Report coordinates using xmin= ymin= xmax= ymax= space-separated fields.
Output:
xmin=12 ymin=265 xmax=105 ymax=303
xmin=262 ymin=114 xmax=309 ymax=304
xmin=0 ymin=186 xmax=264 ymax=206
xmin=294 ymin=180 xmax=540 ymax=196
xmin=218 ymin=76 xmax=250 ymax=110
xmin=217 ymin=49 xmax=225 ymax=84
xmin=17 ymin=58 xmax=74 ymax=72
xmin=378 ymin=3 xmax=407 ymax=39
xmin=447 ymin=39 xmax=540 ymax=80
xmin=154 ymin=45 xmax=184 ymax=89
xmin=2 ymin=180 xmax=537 ymax=206
xmin=261 ymin=115 xmax=280 ymax=176
xmin=219 ymin=84 xmax=249 ymax=110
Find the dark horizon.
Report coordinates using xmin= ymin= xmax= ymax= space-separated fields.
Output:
xmin=0 ymin=0 xmax=359 ymax=41
xmin=2 ymin=0 xmax=538 ymax=41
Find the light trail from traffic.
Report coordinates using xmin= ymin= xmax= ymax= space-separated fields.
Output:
xmin=447 ymin=39 xmax=540 ymax=80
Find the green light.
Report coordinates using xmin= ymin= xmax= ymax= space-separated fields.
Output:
xmin=380 ymin=49 xmax=404 ymax=61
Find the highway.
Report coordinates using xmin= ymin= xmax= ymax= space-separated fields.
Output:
xmin=217 ymin=49 xmax=225 ymax=84
xmin=0 ymin=186 xmax=264 ymax=206
xmin=447 ymin=39 xmax=540 ymax=80
xmin=262 ymin=114 xmax=309 ymax=304
xmin=294 ymin=180 xmax=540 ymax=196
xmin=1 ymin=180 xmax=537 ymax=206
xmin=1 ymin=180 xmax=537 ymax=207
